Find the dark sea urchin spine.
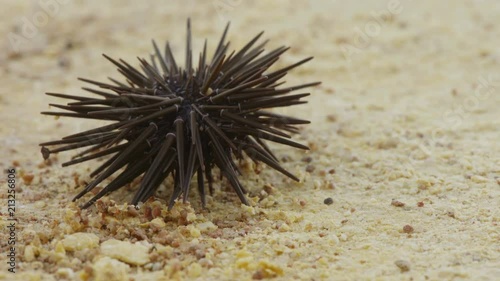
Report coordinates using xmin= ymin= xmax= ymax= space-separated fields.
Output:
xmin=40 ymin=20 xmax=320 ymax=209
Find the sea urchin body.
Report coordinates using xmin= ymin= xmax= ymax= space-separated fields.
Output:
xmin=40 ymin=20 xmax=320 ymax=209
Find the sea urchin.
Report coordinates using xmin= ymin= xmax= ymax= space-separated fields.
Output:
xmin=40 ymin=20 xmax=320 ymax=209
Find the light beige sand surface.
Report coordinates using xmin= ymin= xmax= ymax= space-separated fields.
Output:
xmin=0 ymin=1 xmax=499 ymax=280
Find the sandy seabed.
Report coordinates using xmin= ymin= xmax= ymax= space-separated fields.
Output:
xmin=0 ymin=1 xmax=499 ymax=280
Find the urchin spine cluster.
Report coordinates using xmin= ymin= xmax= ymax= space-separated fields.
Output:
xmin=40 ymin=20 xmax=319 ymax=209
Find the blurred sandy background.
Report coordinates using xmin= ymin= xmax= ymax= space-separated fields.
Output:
xmin=0 ymin=0 xmax=499 ymax=280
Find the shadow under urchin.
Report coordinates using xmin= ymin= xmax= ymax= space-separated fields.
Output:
xmin=40 ymin=19 xmax=320 ymax=210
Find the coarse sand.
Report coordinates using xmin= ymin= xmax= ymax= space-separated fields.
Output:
xmin=0 ymin=1 xmax=499 ymax=280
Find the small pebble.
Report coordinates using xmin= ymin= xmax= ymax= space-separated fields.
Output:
xmin=278 ymin=223 xmax=290 ymax=232
xmin=391 ymin=199 xmax=405 ymax=207
xmin=263 ymin=184 xmax=275 ymax=195
xmin=281 ymin=155 xmax=292 ymax=162
xmin=305 ymin=164 xmax=315 ymax=173
xmin=301 ymin=156 xmax=313 ymax=163
xmin=65 ymin=40 xmax=74 ymax=49
xmin=22 ymin=174 xmax=35 ymax=185
xmin=93 ymin=257 xmax=129 ymax=281
xmin=395 ymin=260 xmax=411 ymax=272
xmin=327 ymin=181 xmax=335 ymax=189
xmin=197 ymin=221 xmax=218 ymax=233
xmin=101 ymin=239 xmax=151 ymax=265
xmin=323 ymin=198 xmax=334 ymax=205
xmin=403 ymin=225 xmax=414 ymax=234
xmin=313 ymin=180 xmax=322 ymax=189
xmin=252 ymin=269 xmax=265 ymax=280
xmin=326 ymin=114 xmax=337 ymax=122
xmin=58 ymin=56 xmax=71 ymax=68
xmin=61 ymin=233 xmax=100 ymax=251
